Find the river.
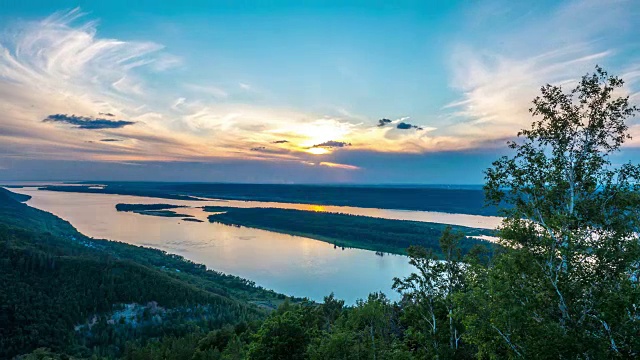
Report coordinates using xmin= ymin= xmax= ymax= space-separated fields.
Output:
xmin=10 ymin=186 xmax=500 ymax=304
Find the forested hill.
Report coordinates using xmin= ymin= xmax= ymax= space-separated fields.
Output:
xmin=0 ymin=187 xmax=77 ymax=237
xmin=0 ymin=187 xmax=287 ymax=359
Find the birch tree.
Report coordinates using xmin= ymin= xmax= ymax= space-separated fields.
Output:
xmin=479 ymin=66 xmax=640 ymax=358
xmin=393 ymin=226 xmax=471 ymax=359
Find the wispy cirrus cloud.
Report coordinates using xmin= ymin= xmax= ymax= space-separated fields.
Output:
xmin=443 ymin=0 xmax=640 ymax=146
xmin=318 ymin=161 xmax=360 ymax=170
xmin=0 ymin=7 xmax=186 ymax=162
xmin=0 ymin=8 xmax=177 ymax=98
xmin=0 ymin=6 xmax=498 ymax=170
xmin=1 ymin=2 xmax=639 ymax=183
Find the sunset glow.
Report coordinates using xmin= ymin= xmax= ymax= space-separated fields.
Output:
xmin=0 ymin=1 xmax=638 ymax=183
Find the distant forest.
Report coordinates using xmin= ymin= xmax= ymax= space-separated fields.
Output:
xmin=39 ymin=182 xmax=502 ymax=216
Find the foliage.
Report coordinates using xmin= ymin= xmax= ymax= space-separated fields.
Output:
xmin=125 ymin=294 xmax=411 ymax=360
xmin=472 ymin=66 xmax=640 ymax=358
xmin=393 ymin=226 xmax=480 ymax=359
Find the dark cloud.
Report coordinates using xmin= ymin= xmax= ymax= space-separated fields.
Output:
xmin=43 ymin=114 xmax=135 ymax=129
xmin=100 ymin=138 xmax=123 ymax=142
xmin=396 ymin=122 xmax=423 ymax=130
xmin=378 ymin=118 xmax=423 ymax=130
xmin=312 ymin=141 xmax=352 ymax=148
xmin=377 ymin=118 xmax=392 ymax=127
xmin=249 ymin=146 xmax=291 ymax=155
xmin=98 ymin=112 xmax=116 ymax=117
xmin=271 ymin=140 xmax=289 ymax=144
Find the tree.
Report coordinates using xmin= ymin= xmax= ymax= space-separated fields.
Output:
xmin=308 ymin=292 xmax=403 ymax=360
xmin=393 ymin=226 xmax=471 ymax=359
xmin=478 ymin=66 xmax=640 ymax=358
xmin=246 ymin=307 xmax=310 ymax=360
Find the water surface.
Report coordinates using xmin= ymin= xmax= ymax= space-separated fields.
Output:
xmin=12 ymin=187 xmax=419 ymax=303
xmin=10 ymin=186 xmax=500 ymax=303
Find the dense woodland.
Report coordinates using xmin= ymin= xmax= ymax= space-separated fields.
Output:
xmin=0 ymin=187 xmax=287 ymax=359
xmin=4 ymin=68 xmax=640 ymax=359
xmin=204 ymin=206 xmax=495 ymax=256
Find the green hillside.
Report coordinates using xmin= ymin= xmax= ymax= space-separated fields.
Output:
xmin=0 ymin=187 xmax=286 ymax=359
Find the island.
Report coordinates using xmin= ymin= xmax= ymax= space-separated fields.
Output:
xmin=115 ymin=203 xmax=194 ymax=218
xmin=204 ymin=206 xmax=496 ymax=256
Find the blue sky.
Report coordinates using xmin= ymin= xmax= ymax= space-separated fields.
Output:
xmin=1 ymin=0 xmax=639 ymax=183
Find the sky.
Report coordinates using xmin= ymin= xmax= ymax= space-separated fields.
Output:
xmin=1 ymin=0 xmax=639 ymax=183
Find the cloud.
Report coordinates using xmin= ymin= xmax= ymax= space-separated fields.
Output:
xmin=100 ymin=138 xmax=123 ymax=142
xmin=319 ymin=162 xmax=360 ymax=170
xmin=43 ymin=114 xmax=135 ymax=129
xmin=377 ymin=118 xmax=392 ymax=127
xmin=0 ymin=8 xmax=197 ymax=163
xmin=184 ymin=84 xmax=228 ymax=99
xmin=0 ymin=8 xmax=475 ymax=165
xmin=443 ymin=0 xmax=640 ymax=146
xmin=171 ymin=97 xmax=187 ymax=110
xmin=376 ymin=117 xmax=423 ymax=130
xmin=2 ymin=3 xmax=639 ymax=180
xmin=248 ymin=146 xmax=292 ymax=156
xmin=312 ymin=140 xmax=352 ymax=148
xmin=0 ymin=7 xmax=177 ymax=99
xmin=396 ymin=122 xmax=423 ymax=130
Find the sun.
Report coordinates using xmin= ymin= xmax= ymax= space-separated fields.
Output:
xmin=305 ymin=147 xmax=330 ymax=155
xmin=271 ymin=119 xmax=352 ymax=155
